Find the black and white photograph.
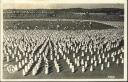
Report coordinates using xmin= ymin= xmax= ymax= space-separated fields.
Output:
xmin=0 ymin=0 xmax=127 ymax=81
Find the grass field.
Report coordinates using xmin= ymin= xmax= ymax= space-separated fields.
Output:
xmin=3 ymin=19 xmax=117 ymax=30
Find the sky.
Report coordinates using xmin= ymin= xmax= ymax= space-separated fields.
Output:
xmin=2 ymin=0 xmax=125 ymax=9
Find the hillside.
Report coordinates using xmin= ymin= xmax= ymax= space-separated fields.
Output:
xmin=3 ymin=8 xmax=124 ymax=21
xmin=3 ymin=8 xmax=124 ymax=14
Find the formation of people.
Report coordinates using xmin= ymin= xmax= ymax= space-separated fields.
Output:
xmin=3 ymin=29 xmax=124 ymax=76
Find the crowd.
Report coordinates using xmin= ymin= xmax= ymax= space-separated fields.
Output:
xmin=3 ymin=29 xmax=124 ymax=76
